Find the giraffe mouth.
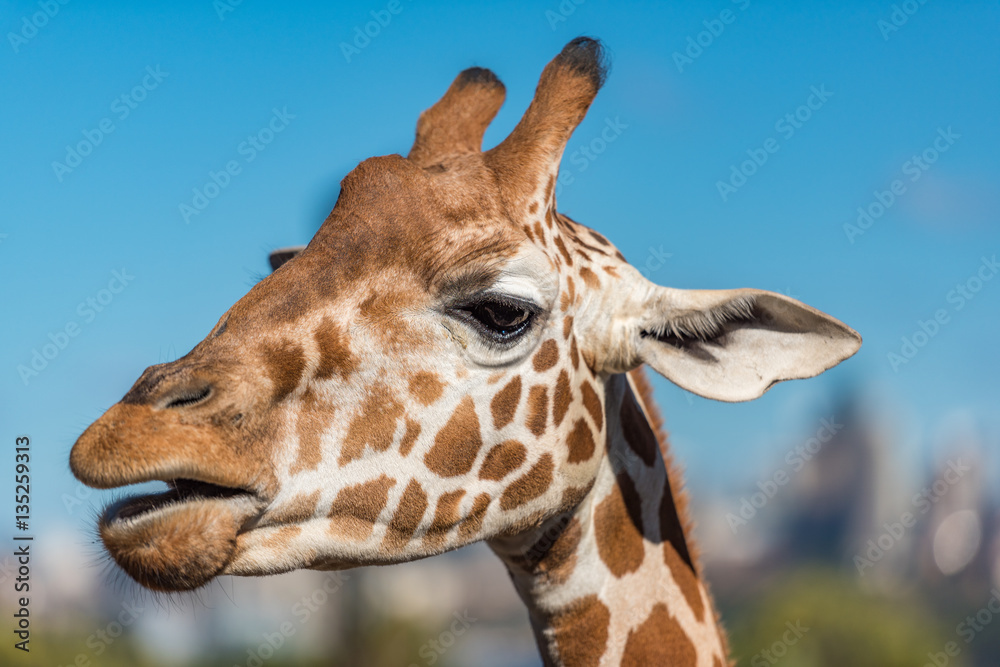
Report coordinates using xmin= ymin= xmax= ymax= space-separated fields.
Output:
xmin=98 ymin=479 xmax=265 ymax=592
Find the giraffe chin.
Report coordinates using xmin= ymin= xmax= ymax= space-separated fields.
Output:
xmin=99 ymin=486 xmax=262 ymax=592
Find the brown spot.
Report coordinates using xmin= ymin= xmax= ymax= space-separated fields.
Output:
xmin=314 ymin=318 xmax=358 ymax=379
xmin=566 ymin=275 xmax=576 ymax=303
xmin=528 ymin=201 xmax=539 ymax=214
xmin=408 ymin=371 xmax=444 ymax=406
xmin=580 ymin=380 xmax=603 ymax=431
xmin=339 ymin=384 xmax=404 ymax=465
xmin=566 ymin=418 xmax=595 ymax=463
xmin=590 ymin=230 xmax=611 ymax=246
xmin=382 ymin=479 xmax=428 ymax=552
xmin=551 ymin=595 xmax=610 ymax=667
xmin=290 ymin=389 xmax=335 ymax=475
xmin=665 ymin=542 xmax=706 ymax=622
xmin=545 ymin=175 xmax=555 ymax=203
xmin=533 ymin=220 xmax=545 ymax=241
xmin=487 ymin=371 xmax=505 ymax=385
xmin=594 ymin=473 xmax=645 ymax=577
xmin=569 ymin=337 xmax=579 ymax=370
xmin=560 ymin=291 xmax=571 ymax=311
xmin=713 ymin=658 xmax=724 ymax=667
xmin=262 ymin=340 xmax=306 ymax=402
xmin=532 ymin=339 xmax=559 ymax=372
xmin=602 ymin=265 xmax=619 ymax=277
xmin=478 ymin=440 xmax=527 ymax=481
xmin=526 ymin=385 xmax=548 ymax=436
xmin=562 ymin=315 xmax=574 ymax=339
xmin=260 ymin=525 xmax=302 ymax=552
xmin=622 ymin=604 xmax=697 ymax=667
xmin=523 ymin=224 xmax=536 ymax=243
xmin=424 ymin=489 xmax=465 ymax=550
xmin=620 ymin=389 xmax=657 ymax=467
xmin=578 ymin=266 xmax=600 ymax=288
xmin=424 ymin=396 xmax=483 ymax=477
xmin=545 ymin=207 xmax=555 ymax=228
xmin=615 ymin=249 xmax=627 ymax=261
xmin=491 ymin=376 xmax=522 ymax=429
xmin=328 ymin=474 xmax=396 ymax=541
xmin=554 ymin=236 xmax=573 ymax=266
xmin=536 ymin=517 xmax=581 ymax=585
xmin=500 ymin=453 xmax=553 ymax=510
xmin=553 ymin=370 xmax=571 ymax=426
xmin=399 ymin=418 xmax=421 ymax=457
xmin=265 ymin=490 xmax=320 ymax=525
xmin=458 ymin=493 xmax=491 ymax=540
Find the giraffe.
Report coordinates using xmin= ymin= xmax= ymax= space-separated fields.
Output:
xmin=70 ymin=38 xmax=861 ymax=666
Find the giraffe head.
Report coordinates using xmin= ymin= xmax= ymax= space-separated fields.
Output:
xmin=71 ymin=38 xmax=860 ymax=592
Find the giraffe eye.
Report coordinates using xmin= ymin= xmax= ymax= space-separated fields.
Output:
xmin=458 ymin=297 xmax=536 ymax=342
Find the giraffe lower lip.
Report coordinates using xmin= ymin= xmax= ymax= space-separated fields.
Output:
xmin=99 ymin=480 xmax=263 ymax=592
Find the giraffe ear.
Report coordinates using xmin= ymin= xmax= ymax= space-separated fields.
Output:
xmin=268 ymin=246 xmax=306 ymax=272
xmin=621 ymin=287 xmax=861 ymax=402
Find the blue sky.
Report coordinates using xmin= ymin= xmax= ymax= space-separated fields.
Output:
xmin=2 ymin=0 xmax=998 ymax=530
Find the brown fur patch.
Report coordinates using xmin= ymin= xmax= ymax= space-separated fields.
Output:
xmin=554 ymin=236 xmax=573 ymax=266
xmin=550 ymin=595 xmax=610 ymax=667
xmin=314 ymin=318 xmax=358 ymax=379
xmin=458 ymin=493 xmax=491 ymax=540
xmin=578 ymin=266 xmax=600 ymax=288
xmin=408 ymin=371 xmax=444 ymax=406
xmin=526 ymin=385 xmax=549 ymax=436
xmin=594 ymin=473 xmax=645 ymax=577
xmin=262 ymin=340 xmax=307 ymax=402
xmin=265 ymin=490 xmax=320 ymax=525
xmin=569 ymin=337 xmax=579 ymax=370
xmin=621 ymin=603 xmax=696 ymax=666
xmin=553 ymin=370 xmax=572 ymax=426
xmin=424 ymin=396 xmax=483 ymax=477
xmin=290 ymin=389 xmax=335 ymax=475
xmin=562 ymin=315 xmax=574 ymax=339
xmin=478 ymin=440 xmax=527 ymax=481
xmin=328 ymin=474 xmax=396 ymax=541
xmin=491 ymin=376 xmax=522 ymax=429
xmin=580 ymin=379 xmax=603 ymax=431
xmin=424 ymin=489 xmax=465 ymax=550
xmin=339 ymin=384 xmax=405 ymax=465
xmin=532 ymin=339 xmax=559 ymax=372
xmin=566 ymin=418 xmax=596 ymax=463
xmin=382 ymin=479 xmax=428 ymax=552
xmin=620 ymin=388 xmax=657 ymax=467
xmin=500 ymin=453 xmax=553 ymax=510
xmin=602 ymin=265 xmax=619 ymax=277
xmin=665 ymin=542 xmax=706 ymax=622
xmin=536 ymin=517 xmax=581 ymax=585
xmin=399 ymin=418 xmax=421 ymax=457
xmin=260 ymin=525 xmax=302 ymax=552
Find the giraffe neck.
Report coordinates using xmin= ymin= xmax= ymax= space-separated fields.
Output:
xmin=489 ymin=369 xmax=728 ymax=667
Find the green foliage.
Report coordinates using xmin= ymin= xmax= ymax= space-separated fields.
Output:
xmin=726 ymin=569 xmax=961 ymax=667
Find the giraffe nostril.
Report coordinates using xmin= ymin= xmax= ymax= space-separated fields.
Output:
xmin=162 ymin=384 xmax=213 ymax=410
